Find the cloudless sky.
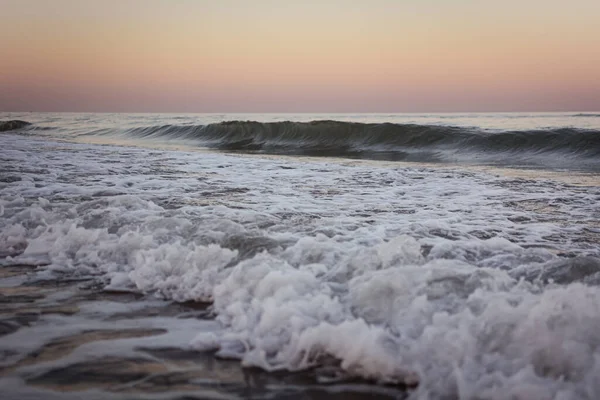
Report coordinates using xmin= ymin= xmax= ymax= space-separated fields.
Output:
xmin=1 ymin=0 xmax=599 ymax=112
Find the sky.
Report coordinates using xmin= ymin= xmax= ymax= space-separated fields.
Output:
xmin=1 ymin=0 xmax=599 ymax=113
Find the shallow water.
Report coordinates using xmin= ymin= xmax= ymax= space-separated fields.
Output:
xmin=1 ymin=113 xmax=600 ymax=399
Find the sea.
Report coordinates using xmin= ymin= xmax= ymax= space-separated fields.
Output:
xmin=1 ymin=112 xmax=599 ymax=400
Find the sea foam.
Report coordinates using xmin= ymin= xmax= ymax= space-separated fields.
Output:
xmin=1 ymin=132 xmax=600 ymax=399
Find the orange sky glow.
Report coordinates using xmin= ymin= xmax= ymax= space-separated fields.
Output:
xmin=1 ymin=0 xmax=599 ymax=112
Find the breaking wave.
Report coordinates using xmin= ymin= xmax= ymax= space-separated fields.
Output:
xmin=0 ymin=120 xmax=32 ymax=132
xmin=103 ymin=120 xmax=600 ymax=168
xmin=115 ymin=120 xmax=600 ymax=153
xmin=5 ymin=119 xmax=600 ymax=169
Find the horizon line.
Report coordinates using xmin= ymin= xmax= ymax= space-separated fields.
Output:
xmin=2 ymin=110 xmax=600 ymax=115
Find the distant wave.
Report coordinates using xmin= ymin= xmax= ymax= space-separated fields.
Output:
xmin=573 ymin=113 xmax=600 ymax=117
xmin=0 ymin=120 xmax=32 ymax=132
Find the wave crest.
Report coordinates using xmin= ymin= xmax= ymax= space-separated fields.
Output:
xmin=0 ymin=120 xmax=32 ymax=132
xmin=115 ymin=120 xmax=600 ymax=161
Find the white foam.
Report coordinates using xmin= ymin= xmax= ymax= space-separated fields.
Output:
xmin=129 ymin=243 xmax=237 ymax=302
xmin=1 ymin=133 xmax=600 ymax=398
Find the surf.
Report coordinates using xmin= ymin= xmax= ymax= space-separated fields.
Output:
xmin=4 ymin=118 xmax=600 ymax=170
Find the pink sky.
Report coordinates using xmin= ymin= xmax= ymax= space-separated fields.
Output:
xmin=1 ymin=0 xmax=599 ymax=112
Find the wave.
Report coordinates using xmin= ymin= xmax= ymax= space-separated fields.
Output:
xmin=107 ymin=120 xmax=600 ymax=166
xmin=114 ymin=120 xmax=600 ymax=152
xmin=0 ymin=120 xmax=32 ymax=132
xmin=573 ymin=113 xmax=600 ymax=117
xmin=9 ymin=119 xmax=600 ymax=169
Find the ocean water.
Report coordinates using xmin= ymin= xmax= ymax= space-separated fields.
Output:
xmin=1 ymin=112 xmax=600 ymax=399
